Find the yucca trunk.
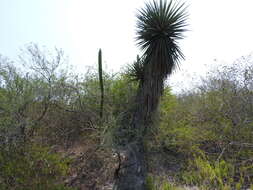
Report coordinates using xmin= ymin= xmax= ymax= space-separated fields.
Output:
xmin=113 ymin=141 xmax=147 ymax=190
xmin=113 ymin=73 xmax=164 ymax=190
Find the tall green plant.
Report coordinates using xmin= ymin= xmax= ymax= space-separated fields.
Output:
xmin=136 ymin=0 xmax=188 ymax=120
xmin=98 ymin=49 xmax=104 ymax=119
xmin=113 ymin=1 xmax=188 ymax=189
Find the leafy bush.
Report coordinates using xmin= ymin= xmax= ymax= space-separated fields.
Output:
xmin=0 ymin=143 xmax=73 ymax=190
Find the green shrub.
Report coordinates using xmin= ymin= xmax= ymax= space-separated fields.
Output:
xmin=146 ymin=175 xmax=183 ymax=190
xmin=0 ymin=143 xmax=73 ymax=190
xmin=181 ymin=154 xmax=252 ymax=190
xmin=146 ymin=176 xmax=157 ymax=190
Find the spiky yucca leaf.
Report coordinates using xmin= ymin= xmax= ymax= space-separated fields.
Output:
xmin=136 ymin=0 xmax=188 ymax=78
xmin=127 ymin=55 xmax=145 ymax=83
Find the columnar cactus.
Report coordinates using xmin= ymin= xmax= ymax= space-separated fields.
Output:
xmin=98 ymin=49 xmax=104 ymax=119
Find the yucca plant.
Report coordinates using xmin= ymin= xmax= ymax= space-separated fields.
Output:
xmin=127 ymin=55 xmax=145 ymax=84
xmin=113 ymin=1 xmax=187 ymax=189
xmin=136 ymin=0 xmax=188 ymax=116
xmin=136 ymin=0 xmax=187 ymax=78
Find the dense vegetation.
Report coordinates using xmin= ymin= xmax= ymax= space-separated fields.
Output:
xmin=0 ymin=2 xmax=252 ymax=189
xmin=0 ymin=44 xmax=138 ymax=189
xmin=0 ymin=43 xmax=252 ymax=189
xmin=150 ymin=56 xmax=253 ymax=189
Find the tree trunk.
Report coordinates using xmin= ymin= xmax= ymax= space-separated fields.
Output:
xmin=113 ymin=141 xmax=147 ymax=190
xmin=113 ymin=64 xmax=164 ymax=189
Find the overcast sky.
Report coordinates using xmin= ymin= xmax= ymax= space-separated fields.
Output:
xmin=1 ymin=0 xmax=253 ymax=92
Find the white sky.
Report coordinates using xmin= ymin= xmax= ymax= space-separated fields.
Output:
xmin=1 ymin=0 xmax=253 ymax=92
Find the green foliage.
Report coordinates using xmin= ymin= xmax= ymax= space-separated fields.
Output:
xmin=136 ymin=0 xmax=188 ymax=77
xmin=154 ymin=61 xmax=253 ymax=189
xmin=181 ymin=154 xmax=253 ymax=190
xmin=146 ymin=175 xmax=182 ymax=190
xmin=157 ymin=88 xmax=207 ymax=154
xmin=0 ymin=45 xmax=144 ymax=188
xmin=146 ymin=176 xmax=157 ymax=190
xmin=0 ymin=143 xmax=73 ymax=190
xmin=182 ymin=156 xmax=231 ymax=189
xmin=108 ymin=74 xmax=138 ymax=115
xmin=1 ymin=41 xmax=253 ymax=189
xmin=126 ymin=55 xmax=145 ymax=83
